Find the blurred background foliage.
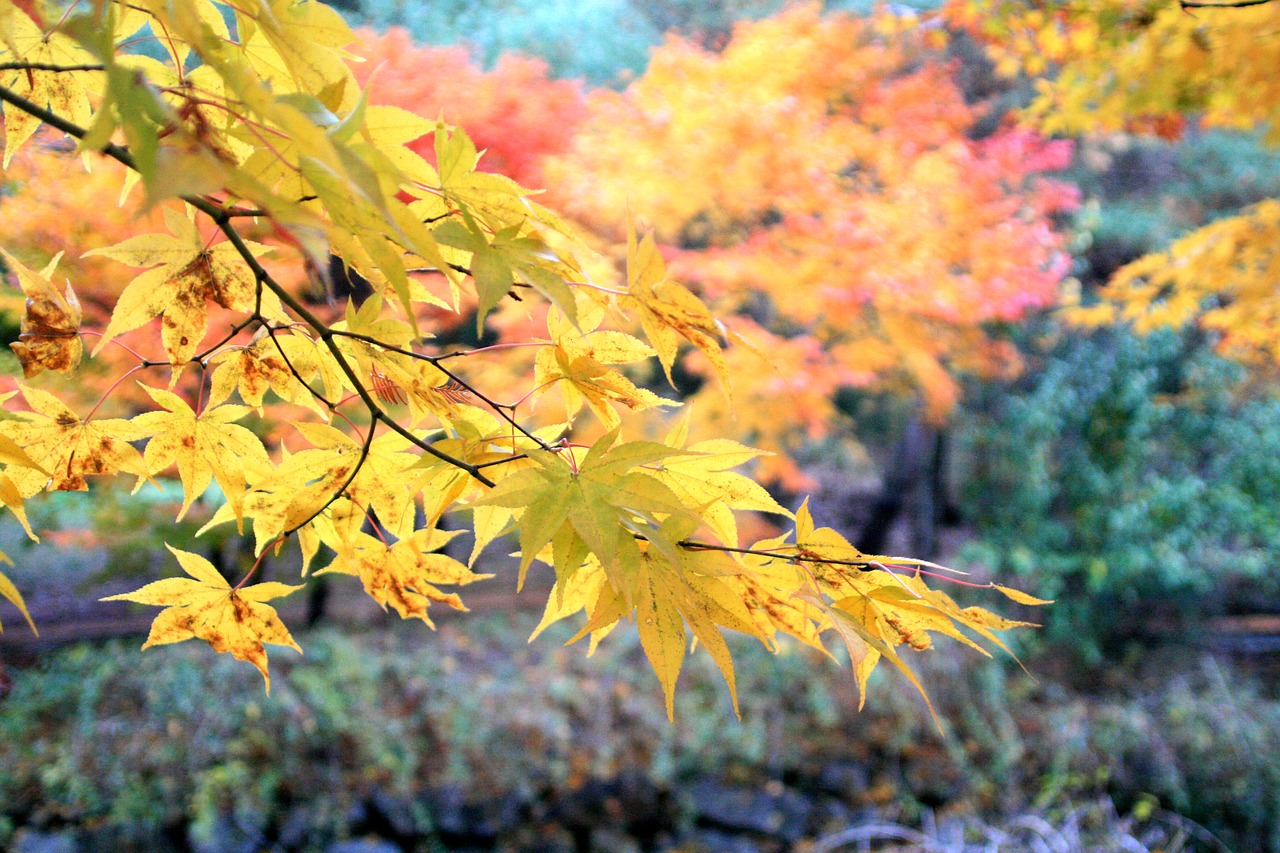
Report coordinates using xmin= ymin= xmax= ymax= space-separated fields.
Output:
xmin=957 ymin=323 xmax=1280 ymax=657
xmin=4 ymin=618 xmax=1278 ymax=851
xmin=336 ymin=0 xmax=946 ymax=85
xmin=6 ymin=0 xmax=1280 ymax=850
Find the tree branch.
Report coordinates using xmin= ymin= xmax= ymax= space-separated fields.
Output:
xmin=0 ymin=62 xmax=105 ymax=73
xmin=0 ymin=81 xmax=495 ymax=489
xmin=323 ymin=328 xmax=557 ymax=452
xmin=1181 ymin=0 xmax=1274 ymax=7
xmin=0 ymin=84 xmax=135 ymax=168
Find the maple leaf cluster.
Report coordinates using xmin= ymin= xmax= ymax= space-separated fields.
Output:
xmin=0 ymin=0 xmax=1045 ymax=718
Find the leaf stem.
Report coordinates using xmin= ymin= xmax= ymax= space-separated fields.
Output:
xmin=84 ymin=363 xmax=145 ymax=421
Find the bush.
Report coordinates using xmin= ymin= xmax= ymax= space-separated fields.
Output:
xmin=1071 ymin=129 xmax=1280 ymax=280
xmin=956 ymin=321 xmax=1280 ymax=657
xmin=3 ymin=618 xmax=1276 ymax=850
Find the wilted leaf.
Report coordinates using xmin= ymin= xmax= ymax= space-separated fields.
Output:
xmin=0 ymin=250 xmax=83 ymax=378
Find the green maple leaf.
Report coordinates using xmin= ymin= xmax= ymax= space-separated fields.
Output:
xmin=434 ymin=213 xmax=577 ymax=334
xmin=471 ymin=433 xmax=697 ymax=589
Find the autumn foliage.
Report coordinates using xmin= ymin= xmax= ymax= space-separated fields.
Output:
xmin=0 ymin=0 xmax=1048 ymax=719
xmin=347 ymin=28 xmax=586 ymax=190
xmin=947 ymin=0 xmax=1280 ymax=365
xmin=542 ymin=5 xmax=1078 ymax=481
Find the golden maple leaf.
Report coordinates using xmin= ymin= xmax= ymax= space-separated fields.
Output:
xmin=533 ymin=297 xmax=676 ymax=428
xmin=651 ymin=413 xmax=792 ymax=546
xmin=130 ymin=385 xmax=272 ymax=522
xmin=207 ymin=329 xmax=325 ymax=414
xmin=84 ymin=207 xmax=282 ymax=364
xmin=537 ymin=540 xmax=766 ymax=720
xmin=0 ymin=13 xmax=98 ymax=167
xmin=0 ymin=250 xmax=83 ymax=378
xmin=0 ymin=562 xmax=36 ymax=636
xmin=319 ymin=527 xmax=493 ymax=627
xmin=622 ymin=223 xmax=731 ymax=396
xmin=786 ymin=500 xmax=1044 ymax=719
xmin=0 ymin=385 xmax=146 ymax=494
xmin=101 ymin=545 xmax=302 ymax=692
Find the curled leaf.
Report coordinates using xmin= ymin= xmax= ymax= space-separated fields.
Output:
xmin=0 ymin=250 xmax=83 ymax=378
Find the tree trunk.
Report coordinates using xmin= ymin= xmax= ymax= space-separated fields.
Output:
xmin=856 ymin=414 xmax=953 ymax=559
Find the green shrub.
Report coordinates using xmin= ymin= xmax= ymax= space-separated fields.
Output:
xmin=956 ymin=322 xmax=1280 ymax=657
xmin=4 ymin=620 xmax=1277 ymax=849
xmin=1071 ymin=130 xmax=1280 ymax=280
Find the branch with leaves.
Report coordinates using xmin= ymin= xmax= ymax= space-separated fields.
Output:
xmin=0 ymin=0 xmax=1045 ymax=720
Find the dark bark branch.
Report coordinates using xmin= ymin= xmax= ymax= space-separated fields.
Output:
xmin=1181 ymin=0 xmax=1274 ymax=7
xmin=0 ymin=62 xmax=105 ymax=72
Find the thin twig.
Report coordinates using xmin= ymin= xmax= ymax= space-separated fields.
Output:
xmin=0 ymin=62 xmax=106 ymax=72
xmin=324 ymin=328 xmax=556 ymax=451
xmin=1181 ymin=0 xmax=1273 ymax=7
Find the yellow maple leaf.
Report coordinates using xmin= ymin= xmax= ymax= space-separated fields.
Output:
xmin=0 ymin=562 xmax=36 ymax=636
xmin=293 ymin=424 xmax=421 ymax=538
xmin=735 ymin=550 xmax=827 ymax=651
xmin=207 ymin=329 xmax=325 ymax=414
xmin=84 ymin=207 xmax=282 ymax=364
xmin=203 ymin=426 xmax=422 ymax=550
xmin=622 ymin=223 xmax=731 ymax=397
xmin=236 ymin=0 xmax=357 ymax=107
xmin=533 ymin=298 xmax=677 ymax=428
xmin=209 ymin=449 xmax=350 ymax=552
xmin=130 ymin=385 xmax=272 ymax=522
xmin=0 ymin=13 xmax=98 ymax=166
xmin=652 ymin=414 xmax=792 ymax=545
xmin=319 ymin=527 xmax=493 ymax=627
xmin=101 ymin=545 xmax=302 ymax=691
xmin=0 ymin=385 xmax=146 ymax=495
xmin=529 ymin=511 xmax=766 ymax=720
xmin=740 ymin=500 xmax=1044 ymax=719
xmin=0 ymin=250 xmax=83 ymax=378
xmin=0 ymin=472 xmax=36 ymax=541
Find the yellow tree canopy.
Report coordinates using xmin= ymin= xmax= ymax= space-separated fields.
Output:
xmin=947 ymin=0 xmax=1280 ymax=363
